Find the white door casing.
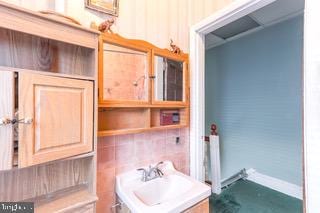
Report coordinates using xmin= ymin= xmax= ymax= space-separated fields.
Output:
xmin=189 ymin=0 xmax=320 ymax=212
xmin=189 ymin=0 xmax=276 ymax=182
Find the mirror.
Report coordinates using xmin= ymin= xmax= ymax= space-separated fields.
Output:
xmin=102 ymin=43 xmax=148 ymax=101
xmin=154 ymin=56 xmax=184 ymax=102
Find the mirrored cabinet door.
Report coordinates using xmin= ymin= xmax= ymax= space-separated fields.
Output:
xmin=154 ymin=55 xmax=185 ymax=103
xmin=101 ymin=42 xmax=149 ymax=103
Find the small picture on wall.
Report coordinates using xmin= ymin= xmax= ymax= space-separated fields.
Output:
xmin=85 ymin=0 xmax=119 ymax=16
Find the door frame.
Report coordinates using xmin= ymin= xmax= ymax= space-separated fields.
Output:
xmin=189 ymin=0 xmax=276 ymax=182
xmin=189 ymin=0 xmax=320 ymax=212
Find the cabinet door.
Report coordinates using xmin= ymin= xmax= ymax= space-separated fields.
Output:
xmin=0 ymin=71 xmax=14 ymax=170
xmin=99 ymin=41 xmax=151 ymax=106
xmin=153 ymin=55 xmax=188 ymax=106
xmin=18 ymin=73 xmax=94 ymax=167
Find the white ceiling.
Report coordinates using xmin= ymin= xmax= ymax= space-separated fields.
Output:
xmin=205 ymin=0 xmax=304 ymax=49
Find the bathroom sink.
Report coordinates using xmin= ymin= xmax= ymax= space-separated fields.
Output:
xmin=116 ymin=161 xmax=211 ymax=213
xmin=134 ymin=174 xmax=193 ymax=206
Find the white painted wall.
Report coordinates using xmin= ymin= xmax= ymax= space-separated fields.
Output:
xmin=1 ymin=0 xmax=233 ymax=51
xmin=303 ymin=0 xmax=320 ymax=212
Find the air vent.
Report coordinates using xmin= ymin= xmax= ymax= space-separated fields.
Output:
xmin=211 ymin=15 xmax=261 ymax=40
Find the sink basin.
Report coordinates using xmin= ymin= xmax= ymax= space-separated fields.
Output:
xmin=116 ymin=161 xmax=211 ymax=213
xmin=134 ymin=174 xmax=193 ymax=206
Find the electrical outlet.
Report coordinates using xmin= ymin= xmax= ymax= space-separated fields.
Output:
xmin=175 ymin=137 xmax=180 ymax=144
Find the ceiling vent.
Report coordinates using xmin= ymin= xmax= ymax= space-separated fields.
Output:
xmin=211 ymin=15 xmax=261 ymax=40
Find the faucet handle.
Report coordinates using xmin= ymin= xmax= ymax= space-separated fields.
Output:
xmin=137 ymin=168 xmax=147 ymax=182
xmin=154 ymin=162 xmax=164 ymax=177
xmin=156 ymin=168 xmax=164 ymax=177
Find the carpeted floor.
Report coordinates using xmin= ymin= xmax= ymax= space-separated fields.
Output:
xmin=210 ymin=180 xmax=303 ymax=213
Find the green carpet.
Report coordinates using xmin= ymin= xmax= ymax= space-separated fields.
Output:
xmin=210 ymin=180 xmax=303 ymax=213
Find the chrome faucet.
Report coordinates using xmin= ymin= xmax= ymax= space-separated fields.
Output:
xmin=137 ymin=161 xmax=164 ymax=182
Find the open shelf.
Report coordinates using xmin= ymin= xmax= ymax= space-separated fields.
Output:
xmin=98 ymin=107 xmax=189 ymax=136
xmin=151 ymin=108 xmax=188 ymax=127
xmin=0 ymin=28 xmax=95 ymax=77
xmin=98 ymin=107 xmax=151 ymax=136
xmin=30 ymin=185 xmax=97 ymax=213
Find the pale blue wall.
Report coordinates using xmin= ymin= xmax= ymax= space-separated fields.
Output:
xmin=205 ymin=16 xmax=303 ymax=186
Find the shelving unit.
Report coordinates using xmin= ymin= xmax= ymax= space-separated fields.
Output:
xmin=97 ymin=32 xmax=190 ymax=136
xmin=0 ymin=1 xmax=99 ymax=212
xmin=98 ymin=107 xmax=189 ymax=136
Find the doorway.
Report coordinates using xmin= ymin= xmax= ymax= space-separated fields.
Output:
xmin=189 ymin=0 xmax=320 ymax=212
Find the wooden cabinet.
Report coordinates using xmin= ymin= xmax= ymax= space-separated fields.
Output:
xmin=183 ymin=198 xmax=209 ymax=213
xmin=98 ymin=32 xmax=189 ymax=136
xmin=19 ymin=73 xmax=94 ymax=167
xmin=0 ymin=2 xmax=99 ymax=212
xmin=0 ymin=70 xmax=94 ymax=168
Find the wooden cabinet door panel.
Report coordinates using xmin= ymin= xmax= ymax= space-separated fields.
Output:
xmin=18 ymin=73 xmax=94 ymax=167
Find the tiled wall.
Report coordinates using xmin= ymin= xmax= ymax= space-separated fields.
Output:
xmin=97 ymin=128 xmax=190 ymax=213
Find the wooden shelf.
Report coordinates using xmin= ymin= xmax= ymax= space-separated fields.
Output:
xmin=150 ymin=124 xmax=188 ymax=131
xmin=33 ymin=185 xmax=97 ymax=213
xmin=98 ymin=106 xmax=189 ymax=136
xmin=98 ymin=127 xmax=150 ymax=137
xmin=99 ymin=103 xmax=187 ymax=108
xmin=0 ymin=25 xmax=96 ymax=78
xmin=98 ymin=124 xmax=187 ymax=137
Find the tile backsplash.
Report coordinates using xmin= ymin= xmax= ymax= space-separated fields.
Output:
xmin=97 ymin=128 xmax=190 ymax=213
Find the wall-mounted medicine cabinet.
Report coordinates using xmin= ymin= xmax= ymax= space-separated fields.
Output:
xmin=98 ymin=33 xmax=189 ymax=136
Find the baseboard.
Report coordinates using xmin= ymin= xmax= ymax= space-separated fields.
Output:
xmin=246 ymin=168 xmax=303 ymax=200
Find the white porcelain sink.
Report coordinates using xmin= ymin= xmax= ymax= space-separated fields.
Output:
xmin=116 ymin=161 xmax=211 ymax=213
xmin=134 ymin=174 xmax=193 ymax=206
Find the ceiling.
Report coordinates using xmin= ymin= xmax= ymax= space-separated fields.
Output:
xmin=205 ymin=0 xmax=304 ymax=49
